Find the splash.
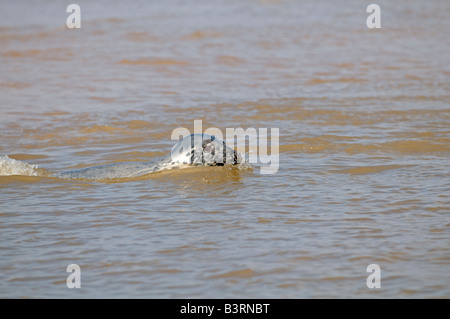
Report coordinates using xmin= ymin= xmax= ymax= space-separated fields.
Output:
xmin=0 ymin=155 xmax=40 ymax=177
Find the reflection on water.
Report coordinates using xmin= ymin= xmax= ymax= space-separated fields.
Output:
xmin=0 ymin=0 xmax=449 ymax=298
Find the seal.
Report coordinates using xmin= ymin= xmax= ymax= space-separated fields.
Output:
xmin=164 ymin=133 xmax=241 ymax=167
xmin=57 ymin=134 xmax=243 ymax=180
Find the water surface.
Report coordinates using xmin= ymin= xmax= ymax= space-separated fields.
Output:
xmin=0 ymin=0 xmax=449 ymax=298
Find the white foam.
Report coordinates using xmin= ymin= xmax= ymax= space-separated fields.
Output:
xmin=0 ymin=155 xmax=40 ymax=176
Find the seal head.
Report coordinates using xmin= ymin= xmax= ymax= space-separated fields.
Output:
xmin=163 ymin=133 xmax=242 ymax=167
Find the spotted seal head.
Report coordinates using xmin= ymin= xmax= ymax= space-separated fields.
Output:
xmin=56 ymin=133 xmax=243 ymax=180
xmin=160 ymin=133 xmax=242 ymax=168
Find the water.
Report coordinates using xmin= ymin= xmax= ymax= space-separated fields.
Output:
xmin=0 ymin=0 xmax=449 ymax=298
